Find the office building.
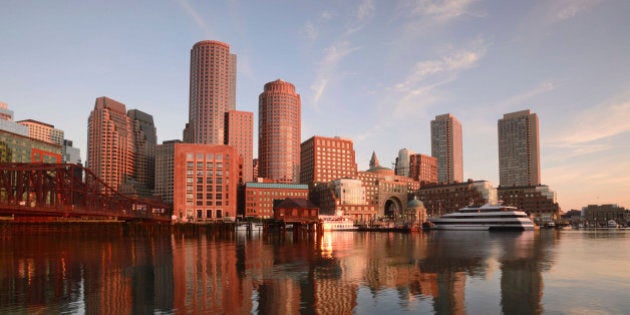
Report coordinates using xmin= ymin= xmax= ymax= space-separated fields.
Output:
xmin=129 ymin=109 xmax=157 ymax=191
xmin=225 ymin=110 xmax=253 ymax=183
xmin=431 ymin=114 xmax=463 ymax=183
xmin=0 ymin=101 xmax=28 ymax=137
xmin=62 ymin=139 xmax=81 ymax=164
xmin=173 ymin=143 xmax=239 ymax=222
xmin=258 ymin=79 xmax=301 ymax=183
xmin=498 ymin=110 xmax=540 ymax=187
xmin=409 ymin=154 xmax=438 ymax=184
xmin=183 ymin=40 xmax=236 ymax=144
xmin=300 ymin=135 xmax=357 ymax=184
xmin=395 ymin=148 xmax=414 ymax=177
xmin=17 ymin=119 xmax=64 ymax=146
xmin=0 ymin=129 xmax=61 ymax=163
xmin=154 ymin=140 xmax=181 ymax=205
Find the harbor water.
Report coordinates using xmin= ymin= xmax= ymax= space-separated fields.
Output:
xmin=1 ymin=225 xmax=629 ymax=314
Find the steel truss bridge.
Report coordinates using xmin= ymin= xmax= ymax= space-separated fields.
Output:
xmin=0 ymin=163 xmax=171 ymax=223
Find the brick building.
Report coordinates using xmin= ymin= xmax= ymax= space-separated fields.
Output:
xmin=225 ymin=110 xmax=253 ymax=182
xmin=243 ymin=182 xmax=309 ymax=219
xmin=498 ymin=185 xmax=560 ymax=225
xmin=415 ymin=180 xmax=497 ymax=216
xmin=173 ymin=143 xmax=240 ymax=222
xmin=300 ymin=135 xmax=357 ymax=184
xmin=409 ymin=153 xmax=438 ymax=184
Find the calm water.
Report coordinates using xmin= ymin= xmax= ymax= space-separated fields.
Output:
xmin=1 ymin=225 xmax=629 ymax=314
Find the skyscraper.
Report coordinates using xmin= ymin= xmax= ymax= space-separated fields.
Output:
xmin=88 ymin=97 xmax=134 ymax=194
xmin=87 ymin=97 xmax=156 ymax=196
xmin=431 ymin=114 xmax=463 ymax=183
xmin=129 ymin=109 xmax=157 ymax=191
xmin=184 ymin=40 xmax=237 ymax=144
xmin=225 ymin=110 xmax=253 ymax=183
xmin=258 ymin=79 xmax=301 ymax=183
xmin=498 ymin=110 xmax=540 ymax=187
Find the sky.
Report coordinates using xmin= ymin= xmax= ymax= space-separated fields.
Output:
xmin=1 ymin=0 xmax=628 ymax=210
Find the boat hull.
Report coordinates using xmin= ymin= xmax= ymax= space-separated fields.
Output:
xmin=431 ymin=224 xmax=534 ymax=231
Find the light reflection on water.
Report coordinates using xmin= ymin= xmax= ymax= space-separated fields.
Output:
xmin=1 ymin=225 xmax=629 ymax=314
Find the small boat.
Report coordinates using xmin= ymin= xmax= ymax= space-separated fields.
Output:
xmin=429 ymin=203 xmax=536 ymax=231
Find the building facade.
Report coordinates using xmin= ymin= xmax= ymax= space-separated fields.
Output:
xmin=243 ymin=182 xmax=309 ymax=219
xmin=129 ymin=109 xmax=157 ymax=192
xmin=17 ymin=119 xmax=64 ymax=146
xmin=0 ymin=129 xmax=62 ymax=163
xmin=258 ymin=79 xmax=301 ymax=183
xmin=0 ymin=102 xmax=28 ymax=137
xmin=154 ymin=140 xmax=182 ymax=205
xmin=225 ymin=110 xmax=253 ymax=183
xmin=581 ymin=204 xmax=628 ymax=228
xmin=395 ymin=148 xmax=414 ymax=177
xmin=173 ymin=143 xmax=239 ymax=222
xmin=308 ymin=179 xmax=374 ymax=219
xmin=498 ymin=110 xmax=540 ymax=187
xmin=431 ymin=114 xmax=463 ymax=184
xmin=87 ymin=97 xmax=135 ymax=194
xmin=415 ymin=180 xmax=497 ymax=216
xmin=409 ymin=154 xmax=438 ymax=184
xmin=62 ymin=139 xmax=81 ymax=164
xmin=300 ymin=136 xmax=357 ymax=184
xmin=498 ymin=185 xmax=560 ymax=225
xmin=184 ymin=40 xmax=237 ymax=145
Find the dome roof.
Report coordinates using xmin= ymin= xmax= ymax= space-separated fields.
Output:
xmin=366 ymin=165 xmax=394 ymax=174
xmin=407 ymin=198 xmax=424 ymax=208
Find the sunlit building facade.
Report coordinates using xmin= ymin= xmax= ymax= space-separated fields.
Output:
xmin=183 ymin=40 xmax=237 ymax=145
xmin=258 ymin=79 xmax=301 ymax=183
xmin=300 ymin=135 xmax=357 ymax=184
xmin=409 ymin=153 xmax=438 ymax=184
xmin=243 ymin=182 xmax=308 ymax=219
xmin=173 ymin=143 xmax=239 ymax=222
xmin=225 ymin=110 xmax=253 ymax=183
xmin=498 ymin=110 xmax=540 ymax=187
xmin=431 ymin=113 xmax=463 ymax=184
xmin=17 ymin=119 xmax=64 ymax=146
xmin=154 ymin=140 xmax=182 ymax=205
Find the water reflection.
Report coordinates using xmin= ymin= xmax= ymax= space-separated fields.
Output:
xmin=0 ymin=225 xmax=571 ymax=314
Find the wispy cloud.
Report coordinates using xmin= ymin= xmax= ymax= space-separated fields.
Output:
xmin=555 ymin=0 xmax=603 ymax=21
xmin=310 ymin=41 xmax=361 ymax=107
xmin=550 ymin=93 xmax=630 ymax=145
xmin=390 ymin=38 xmax=487 ymax=116
xmin=346 ymin=0 xmax=376 ymax=34
xmin=175 ymin=0 xmax=212 ymax=37
xmin=398 ymin=0 xmax=483 ymax=23
xmin=497 ymin=81 xmax=557 ymax=110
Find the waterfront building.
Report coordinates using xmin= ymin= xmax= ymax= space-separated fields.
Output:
xmin=309 ymin=179 xmax=373 ymax=219
xmin=0 ymin=129 xmax=62 ymax=163
xmin=498 ymin=110 xmax=540 ymax=187
xmin=243 ymin=182 xmax=308 ymax=219
xmin=431 ymin=114 xmax=463 ymax=184
xmin=395 ymin=148 xmax=414 ymax=177
xmin=173 ymin=143 xmax=239 ymax=222
xmin=154 ymin=140 xmax=182 ymax=205
xmin=225 ymin=110 xmax=253 ymax=183
xmin=581 ymin=204 xmax=628 ymax=228
xmin=258 ymin=79 xmax=301 ymax=183
xmin=300 ymin=135 xmax=357 ymax=184
xmin=357 ymin=152 xmax=420 ymax=219
xmin=415 ymin=180 xmax=497 ymax=216
xmin=274 ymin=198 xmax=319 ymax=223
xmin=87 ymin=97 xmax=135 ymax=194
xmin=497 ymin=185 xmax=560 ymax=225
xmin=17 ymin=119 xmax=64 ymax=146
xmin=183 ymin=40 xmax=237 ymax=144
xmin=62 ymin=139 xmax=81 ymax=164
xmin=409 ymin=153 xmax=438 ymax=184
xmin=0 ymin=101 xmax=28 ymax=137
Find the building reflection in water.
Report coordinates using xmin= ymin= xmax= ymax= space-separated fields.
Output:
xmin=0 ymin=225 xmax=557 ymax=314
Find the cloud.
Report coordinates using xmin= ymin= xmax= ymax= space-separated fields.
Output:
xmin=302 ymin=22 xmax=319 ymax=41
xmin=346 ymin=0 xmax=376 ymax=35
xmin=400 ymin=0 xmax=480 ymax=22
xmin=550 ymin=94 xmax=630 ymax=145
xmin=310 ymin=41 xmax=361 ymax=107
xmin=497 ymin=81 xmax=557 ymax=110
xmin=175 ymin=0 xmax=212 ymax=37
xmin=555 ymin=0 xmax=603 ymax=21
xmin=390 ymin=39 xmax=487 ymax=116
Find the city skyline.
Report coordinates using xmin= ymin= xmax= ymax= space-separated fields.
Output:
xmin=1 ymin=1 xmax=628 ymax=210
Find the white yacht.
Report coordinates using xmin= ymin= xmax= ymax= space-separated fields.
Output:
xmin=429 ymin=203 xmax=536 ymax=231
